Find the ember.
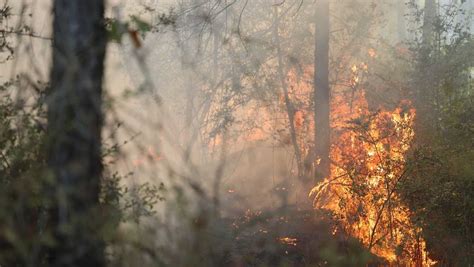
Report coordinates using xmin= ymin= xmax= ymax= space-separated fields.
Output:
xmin=278 ymin=237 xmax=298 ymax=246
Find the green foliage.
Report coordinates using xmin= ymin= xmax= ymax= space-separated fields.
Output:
xmin=105 ymin=17 xmax=153 ymax=44
xmin=398 ymin=2 xmax=474 ymax=264
xmin=105 ymin=10 xmax=176 ymax=44
xmin=0 ymin=78 xmax=50 ymax=265
xmin=401 ymin=96 xmax=474 ymax=265
xmin=0 ymin=77 xmax=166 ymax=265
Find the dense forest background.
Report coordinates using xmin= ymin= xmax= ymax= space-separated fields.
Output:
xmin=0 ymin=0 xmax=472 ymax=266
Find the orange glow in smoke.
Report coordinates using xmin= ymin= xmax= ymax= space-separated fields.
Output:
xmin=202 ymin=51 xmax=434 ymax=265
xmin=268 ymin=62 xmax=434 ymax=265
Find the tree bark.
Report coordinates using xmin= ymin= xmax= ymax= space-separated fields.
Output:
xmin=313 ymin=0 xmax=330 ymax=183
xmin=415 ymin=0 xmax=438 ymax=141
xmin=47 ymin=0 xmax=106 ymax=265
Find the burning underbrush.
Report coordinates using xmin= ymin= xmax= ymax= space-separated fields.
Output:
xmin=282 ymin=64 xmax=434 ymax=265
xmin=201 ymin=62 xmax=435 ymax=265
xmin=224 ymin=207 xmax=378 ymax=266
xmin=311 ymin=92 xmax=433 ymax=265
xmin=125 ymin=61 xmax=436 ymax=265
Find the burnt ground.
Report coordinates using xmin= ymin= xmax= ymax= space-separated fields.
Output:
xmin=200 ymin=207 xmax=385 ymax=267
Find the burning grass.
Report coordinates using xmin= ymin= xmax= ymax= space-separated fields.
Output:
xmin=201 ymin=61 xmax=435 ymax=265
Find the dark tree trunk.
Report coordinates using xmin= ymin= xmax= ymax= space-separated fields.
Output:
xmin=313 ymin=0 xmax=330 ymax=183
xmin=47 ymin=0 xmax=106 ymax=266
xmin=415 ymin=0 xmax=438 ymax=142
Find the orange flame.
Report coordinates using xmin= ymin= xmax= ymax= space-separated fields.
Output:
xmin=278 ymin=236 xmax=298 ymax=246
xmin=307 ymin=65 xmax=434 ymax=265
xmin=202 ymin=54 xmax=434 ymax=265
xmin=257 ymin=61 xmax=434 ymax=265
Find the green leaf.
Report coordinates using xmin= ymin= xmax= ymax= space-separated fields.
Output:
xmin=130 ymin=15 xmax=151 ymax=34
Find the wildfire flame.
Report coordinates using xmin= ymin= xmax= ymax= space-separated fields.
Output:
xmin=267 ymin=60 xmax=434 ymax=265
xmin=202 ymin=50 xmax=435 ymax=265
xmin=307 ymin=64 xmax=435 ymax=265
xmin=278 ymin=236 xmax=298 ymax=247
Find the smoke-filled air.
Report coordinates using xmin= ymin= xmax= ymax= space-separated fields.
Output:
xmin=0 ymin=0 xmax=473 ymax=266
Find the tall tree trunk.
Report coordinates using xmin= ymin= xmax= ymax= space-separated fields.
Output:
xmin=397 ymin=0 xmax=407 ymax=42
xmin=47 ymin=0 xmax=106 ymax=265
xmin=313 ymin=0 xmax=330 ymax=183
xmin=415 ymin=0 xmax=438 ymax=142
